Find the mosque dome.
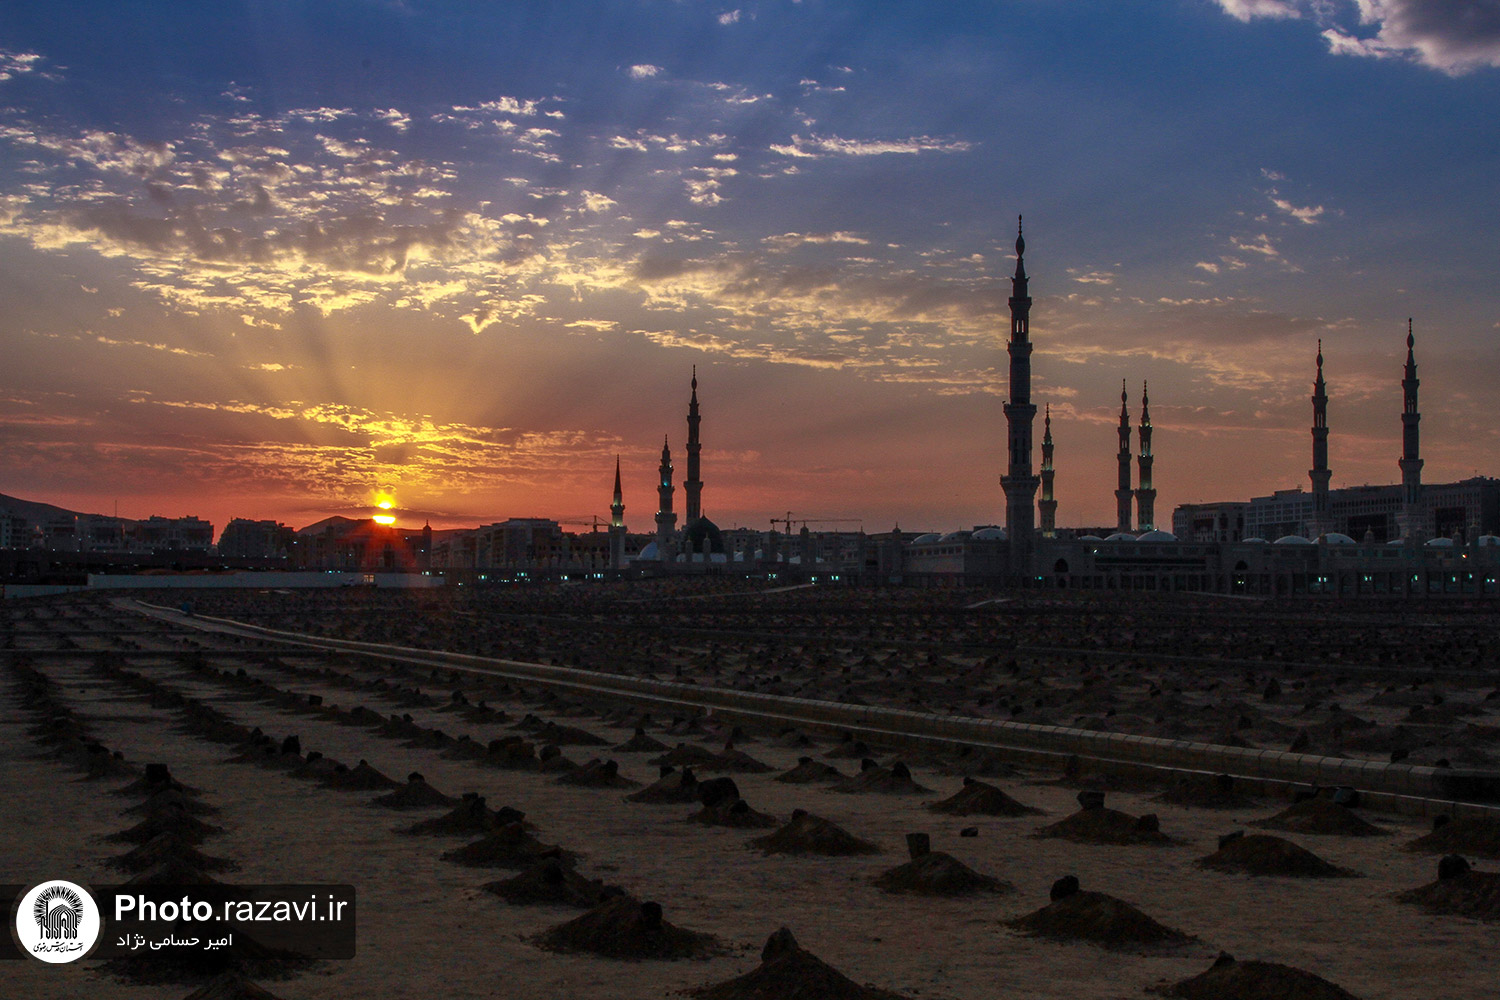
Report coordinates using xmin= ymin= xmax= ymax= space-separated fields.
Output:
xmin=634 ymin=541 xmax=660 ymax=561
xmin=710 ymin=552 xmax=729 ymax=564
xmin=1318 ymin=532 xmax=1357 ymax=544
xmin=1273 ymin=535 xmax=1313 ymax=545
xmin=909 ymin=533 xmax=941 ymax=545
xmin=1478 ymin=535 xmax=1500 ymax=547
xmin=1135 ymin=529 xmax=1177 ymax=543
xmin=938 ymin=530 xmax=971 ymax=543
xmin=1242 ymin=537 xmax=1268 ymax=544
xmin=1103 ymin=532 xmax=1137 ymax=542
xmin=1079 ymin=534 xmax=1104 ymax=541
xmin=1425 ymin=537 xmax=1456 ymax=548
xmin=971 ymin=527 xmax=1008 ymax=541
xmin=684 ymin=516 xmax=726 ymax=555
xmin=1387 ymin=538 xmax=1407 ymax=545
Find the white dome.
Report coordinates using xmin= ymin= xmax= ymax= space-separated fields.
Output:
xmin=1478 ymin=535 xmax=1500 ymax=546
xmin=938 ymin=530 xmax=971 ymax=542
xmin=1079 ymin=534 xmax=1104 ymax=541
xmin=1387 ymin=538 xmax=1407 ymax=545
xmin=1104 ymin=532 xmax=1137 ymax=542
xmin=1242 ymin=537 xmax=1268 ymax=544
xmin=971 ymin=527 xmax=1008 ymax=541
xmin=1319 ymin=532 xmax=1357 ymax=545
xmin=1135 ymin=529 xmax=1177 ymax=543
xmin=1425 ymin=537 xmax=1456 ymax=548
xmin=1273 ymin=535 xmax=1313 ymax=546
xmin=909 ymin=533 xmax=941 ymax=545
xmin=634 ymin=541 xmax=660 ymax=561
xmin=710 ymin=552 xmax=728 ymax=563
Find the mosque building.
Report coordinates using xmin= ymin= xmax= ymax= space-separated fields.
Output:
xmin=596 ymin=219 xmax=1500 ymax=597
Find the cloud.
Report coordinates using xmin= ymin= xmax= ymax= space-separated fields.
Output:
xmin=0 ymin=49 xmax=47 ymax=82
xmin=1270 ymin=196 xmax=1325 ymax=223
xmin=580 ymin=190 xmax=616 ymax=213
xmin=764 ymin=231 xmax=871 ymax=249
xmin=628 ymin=64 xmax=662 ymax=79
xmin=1214 ymin=0 xmax=1301 ymax=21
xmin=1217 ymin=0 xmax=1500 ymax=74
xmin=770 ymin=134 xmax=972 ymax=158
xmin=718 ymin=10 xmax=741 ymax=25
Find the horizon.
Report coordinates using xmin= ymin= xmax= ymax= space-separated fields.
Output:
xmin=2 ymin=3 xmax=1498 ymax=535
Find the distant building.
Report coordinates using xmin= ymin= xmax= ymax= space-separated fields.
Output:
xmin=218 ymin=518 xmax=294 ymax=560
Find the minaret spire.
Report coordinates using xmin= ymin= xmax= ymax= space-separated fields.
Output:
xmin=1135 ymin=380 xmax=1155 ymax=532
xmin=1000 ymin=215 xmax=1040 ymax=578
xmin=1398 ymin=319 xmax=1425 ymax=541
xmin=1115 ymin=381 xmax=1133 ymax=534
xmin=608 ymin=455 xmax=626 ymax=570
xmin=1039 ymin=403 xmax=1057 ymax=539
xmin=1310 ymin=339 xmax=1331 ymax=537
xmin=684 ymin=366 xmax=703 ymax=528
xmin=655 ymin=435 xmax=676 ymax=559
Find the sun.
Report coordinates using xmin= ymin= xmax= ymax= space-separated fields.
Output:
xmin=372 ymin=493 xmax=396 ymax=525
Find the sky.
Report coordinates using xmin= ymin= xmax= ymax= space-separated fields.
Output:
xmin=1 ymin=0 xmax=1498 ymax=538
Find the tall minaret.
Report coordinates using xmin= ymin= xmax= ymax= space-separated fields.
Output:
xmin=1039 ymin=405 xmax=1057 ymax=539
xmin=655 ymin=436 xmax=676 ymax=559
xmin=1000 ymin=216 xmax=1040 ymax=577
xmin=609 ymin=455 xmax=626 ymax=570
xmin=1115 ymin=382 xmax=1133 ymax=534
xmin=1135 ymin=381 xmax=1156 ymax=532
xmin=1397 ymin=319 xmax=1424 ymax=541
xmin=1309 ymin=340 xmax=1331 ymax=536
xmin=684 ymin=367 xmax=703 ymax=526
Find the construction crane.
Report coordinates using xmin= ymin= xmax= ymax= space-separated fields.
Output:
xmin=770 ymin=512 xmax=864 ymax=533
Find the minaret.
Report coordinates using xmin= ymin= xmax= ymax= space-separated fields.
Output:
xmin=1397 ymin=319 xmax=1424 ymax=541
xmin=609 ymin=456 xmax=626 ymax=570
xmin=655 ymin=436 xmax=676 ymax=559
xmin=1135 ymin=381 xmax=1156 ymax=532
xmin=1309 ymin=340 xmax=1331 ymax=536
xmin=1039 ymin=405 xmax=1057 ymax=539
xmin=1000 ymin=216 xmax=1040 ymax=578
xmin=684 ymin=367 xmax=703 ymax=526
xmin=1115 ymin=382 xmax=1133 ymax=534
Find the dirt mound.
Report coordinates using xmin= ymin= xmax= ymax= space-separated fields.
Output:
xmin=483 ymin=858 xmax=616 ymax=908
xmin=748 ymin=810 xmax=881 ymax=856
xmin=872 ymin=851 xmax=1013 ymax=896
xmin=401 ymin=795 xmax=521 ymax=836
xmin=1408 ymin=816 xmax=1500 ymax=859
xmin=1153 ymin=772 xmax=1256 ymax=810
xmin=534 ymin=721 xmax=610 ymax=747
xmin=1153 ymin=954 xmax=1363 ymax=999
xmin=1398 ymin=869 xmax=1500 ymax=920
xmin=1251 ymin=798 xmax=1388 ymax=837
xmin=1197 ymin=834 xmax=1356 ymax=878
xmin=109 ymin=832 xmax=239 ymax=874
xmin=832 ymin=761 xmax=931 ymax=795
xmin=687 ymin=799 xmax=779 ymax=829
xmin=1034 ymin=808 xmax=1173 ymax=846
xmin=927 ymin=777 xmax=1040 ymax=817
xmin=370 ymin=775 xmax=459 ymax=811
xmin=650 ymin=743 xmax=722 ymax=768
xmin=687 ymin=927 xmax=913 ymax=1000
xmin=616 ymin=729 xmax=670 ymax=753
xmin=776 ymin=757 xmax=846 ymax=784
xmin=180 ymin=973 xmax=288 ymax=1000
xmin=824 ymin=738 xmax=873 ymax=759
xmin=703 ymin=747 xmax=774 ymax=774
xmin=121 ymin=788 xmax=220 ymax=818
xmin=557 ymin=759 xmax=641 ymax=788
xmin=106 ymin=809 xmax=224 ymax=846
xmin=1007 ymin=890 xmax=1194 ymax=950
xmin=627 ymin=766 xmax=702 ymax=804
xmin=533 ymin=896 xmax=721 ymax=960
xmin=440 ymin=823 xmax=566 ymax=869
xmin=319 ymin=759 xmax=401 ymax=791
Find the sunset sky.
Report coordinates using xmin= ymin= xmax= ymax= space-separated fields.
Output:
xmin=2 ymin=1 xmax=1498 ymax=537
